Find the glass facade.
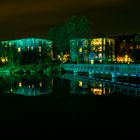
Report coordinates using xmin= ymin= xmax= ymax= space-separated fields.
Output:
xmin=70 ymin=38 xmax=116 ymax=64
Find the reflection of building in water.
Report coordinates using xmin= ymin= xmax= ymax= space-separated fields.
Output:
xmin=70 ymin=80 xmax=89 ymax=95
xmin=12 ymin=78 xmax=53 ymax=96
xmin=90 ymin=81 xmax=111 ymax=95
xmin=70 ymin=79 xmax=111 ymax=95
xmin=62 ymin=73 xmax=140 ymax=96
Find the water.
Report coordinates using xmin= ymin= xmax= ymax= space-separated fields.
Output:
xmin=1 ymin=73 xmax=140 ymax=129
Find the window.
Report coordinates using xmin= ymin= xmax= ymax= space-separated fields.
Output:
xmin=98 ymin=53 xmax=102 ymax=58
xmin=79 ymin=81 xmax=83 ymax=87
xmin=91 ymin=60 xmax=94 ymax=64
xmin=38 ymin=46 xmax=41 ymax=52
xmin=84 ymin=40 xmax=89 ymax=47
xmin=18 ymin=47 xmax=21 ymax=53
xmin=92 ymin=39 xmax=102 ymax=46
xmin=98 ymin=46 xmax=102 ymax=52
xmin=79 ymin=47 xmax=82 ymax=53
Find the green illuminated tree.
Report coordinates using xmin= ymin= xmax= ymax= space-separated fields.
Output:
xmin=47 ymin=16 xmax=91 ymax=56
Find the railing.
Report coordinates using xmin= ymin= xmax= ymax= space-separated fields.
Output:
xmin=63 ymin=64 xmax=140 ymax=76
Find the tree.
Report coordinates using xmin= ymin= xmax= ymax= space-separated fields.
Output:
xmin=64 ymin=16 xmax=91 ymax=39
xmin=47 ymin=16 xmax=91 ymax=56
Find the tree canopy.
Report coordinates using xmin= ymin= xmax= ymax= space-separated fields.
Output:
xmin=47 ymin=16 xmax=91 ymax=55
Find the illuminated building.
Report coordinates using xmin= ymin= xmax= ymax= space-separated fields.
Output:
xmin=115 ymin=34 xmax=140 ymax=64
xmin=0 ymin=38 xmax=53 ymax=65
xmin=70 ymin=38 xmax=116 ymax=64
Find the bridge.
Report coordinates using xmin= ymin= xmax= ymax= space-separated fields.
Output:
xmin=62 ymin=64 xmax=140 ymax=81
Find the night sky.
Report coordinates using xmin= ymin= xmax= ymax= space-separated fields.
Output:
xmin=0 ymin=0 xmax=139 ymax=40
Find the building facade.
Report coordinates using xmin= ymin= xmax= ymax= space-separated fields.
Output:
xmin=115 ymin=34 xmax=140 ymax=64
xmin=0 ymin=38 xmax=53 ymax=65
xmin=70 ymin=38 xmax=116 ymax=64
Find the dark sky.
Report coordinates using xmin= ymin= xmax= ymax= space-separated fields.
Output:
xmin=0 ymin=0 xmax=139 ymax=40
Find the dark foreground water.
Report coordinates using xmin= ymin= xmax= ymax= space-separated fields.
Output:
xmin=0 ymin=73 xmax=140 ymax=129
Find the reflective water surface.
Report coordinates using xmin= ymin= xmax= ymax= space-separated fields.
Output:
xmin=1 ymin=73 xmax=140 ymax=96
xmin=1 ymin=73 xmax=140 ymax=129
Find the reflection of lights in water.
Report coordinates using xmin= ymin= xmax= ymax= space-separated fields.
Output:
xmin=91 ymin=88 xmax=102 ymax=95
xmin=79 ymin=81 xmax=83 ymax=87
xmin=39 ymin=82 xmax=42 ymax=88
xmin=103 ymin=88 xmax=106 ymax=95
xmin=99 ymin=83 xmax=102 ymax=87
xmin=18 ymin=82 xmax=22 ymax=87
xmin=109 ymin=88 xmax=111 ymax=94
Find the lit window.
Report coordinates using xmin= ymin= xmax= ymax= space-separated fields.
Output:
xmin=18 ymin=82 xmax=22 ymax=87
xmin=1 ymin=57 xmax=6 ymax=63
xmin=92 ymin=39 xmax=102 ymax=46
xmin=98 ymin=53 xmax=102 ymax=58
xmin=91 ymin=60 xmax=94 ymax=64
xmin=38 ymin=46 xmax=41 ymax=52
xmin=18 ymin=47 xmax=21 ymax=53
xmin=79 ymin=81 xmax=83 ymax=87
xmin=98 ymin=46 xmax=102 ymax=52
xmin=79 ymin=47 xmax=82 ymax=53
xmin=124 ymin=55 xmax=128 ymax=63
xmin=39 ymin=82 xmax=42 ymax=88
